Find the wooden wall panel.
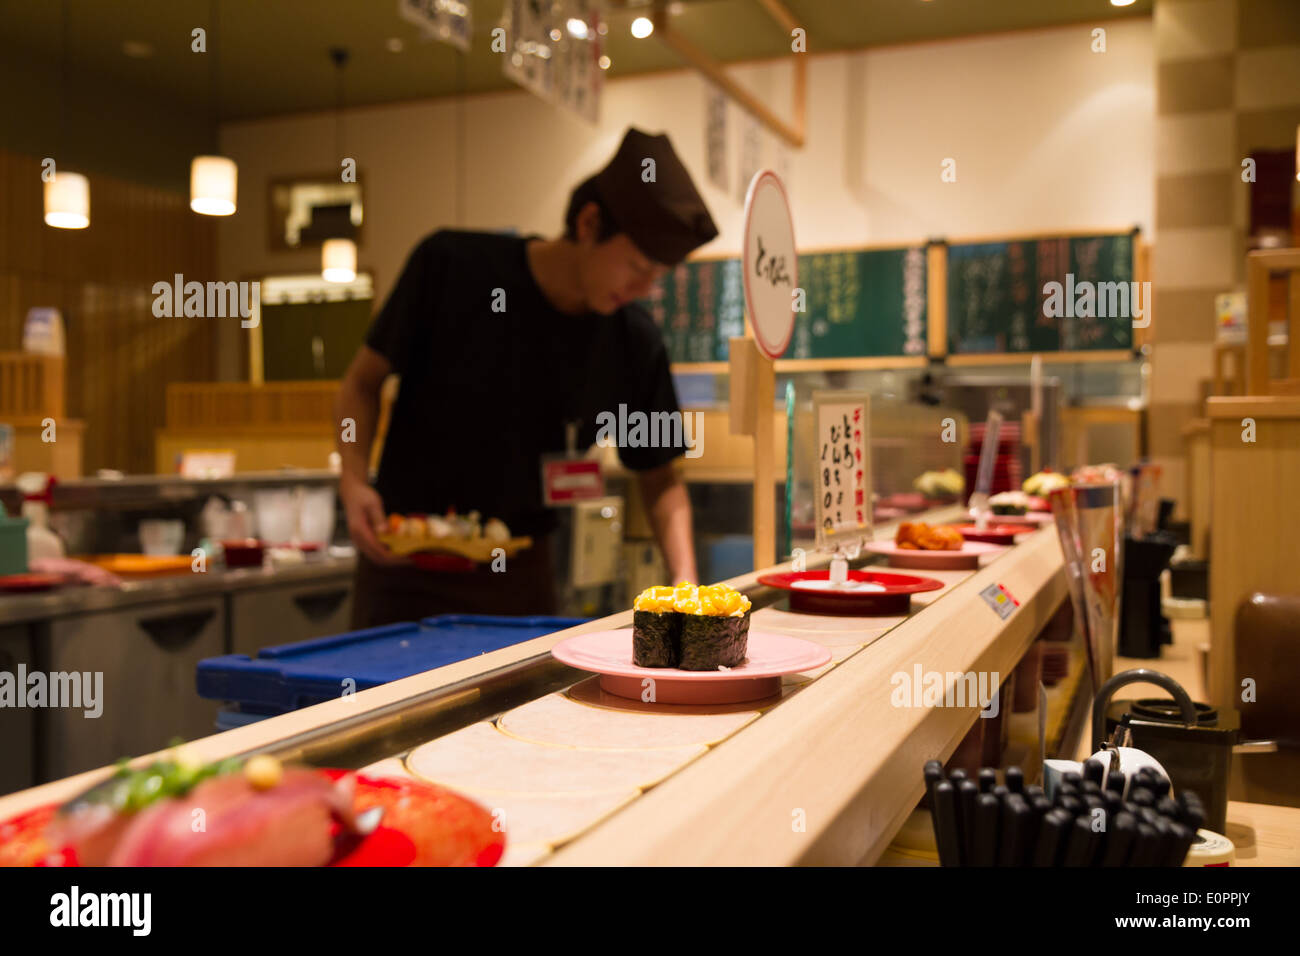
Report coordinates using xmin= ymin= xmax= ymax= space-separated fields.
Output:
xmin=0 ymin=146 xmax=217 ymax=475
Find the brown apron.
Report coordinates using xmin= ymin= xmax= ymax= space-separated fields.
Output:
xmin=349 ymin=536 xmax=558 ymax=630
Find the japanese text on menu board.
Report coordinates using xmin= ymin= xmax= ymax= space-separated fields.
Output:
xmin=813 ymin=392 xmax=872 ymax=552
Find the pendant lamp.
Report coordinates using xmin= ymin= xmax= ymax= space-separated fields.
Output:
xmin=191 ymin=0 xmax=237 ymax=215
xmin=45 ymin=1 xmax=89 ymax=229
xmin=322 ymin=48 xmax=356 ymax=282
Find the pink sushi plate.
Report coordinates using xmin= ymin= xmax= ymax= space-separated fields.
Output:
xmin=551 ymin=629 xmax=831 ymax=705
xmin=862 ymin=539 xmax=1005 ymax=571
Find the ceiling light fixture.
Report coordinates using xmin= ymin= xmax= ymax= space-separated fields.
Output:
xmin=631 ymin=16 xmax=654 ymax=39
xmin=598 ymin=55 xmax=611 ymax=70
xmin=46 ymin=0 xmax=89 ymax=229
xmin=1110 ymin=0 xmax=1136 ymax=7
xmin=323 ymin=48 xmax=357 ymax=283
xmin=566 ymin=17 xmax=589 ymax=39
xmin=190 ymin=156 xmax=237 ymax=215
xmin=322 ymin=238 xmax=357 ymax=284
xmin=45 ymin=172 xmax=89 ymax=229
xmin=190 ymin=0 xmax=237 ymax=215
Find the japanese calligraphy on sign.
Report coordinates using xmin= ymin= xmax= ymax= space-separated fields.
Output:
xmin=813 ymin=390 xmax=873 ymax=552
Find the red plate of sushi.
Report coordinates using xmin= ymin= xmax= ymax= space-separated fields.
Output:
xmin=946 ymin=523 xmax=1036 ymax=545
xmin=552 ymin=630 xmax=831 ymax=705
xmin=757 ymin=570 xmax=944 ymax=616
xmin=0 ymin=572 xmax=68 ymax=592
xmin=0 ymin=764 xmax=504 ymax=868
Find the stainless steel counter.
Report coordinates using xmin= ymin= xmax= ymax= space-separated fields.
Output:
xmin=0 ymin=554 xmax=356 ymax=625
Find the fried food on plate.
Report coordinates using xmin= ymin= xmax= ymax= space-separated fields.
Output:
xmin=895 ymin=521 xmax=964 ymax=551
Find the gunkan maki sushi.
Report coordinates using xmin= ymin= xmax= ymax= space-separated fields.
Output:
xmin=677 ymin=584 xmax=752 ymax=671
xmin=632 ymin=583 xmax=693 ymax=667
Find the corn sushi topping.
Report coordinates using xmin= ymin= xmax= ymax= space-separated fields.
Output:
xmin=672 ymin=580 xmax=701 ymax=614
xmin=635 ymin=582 xmax=749 ymax=616
xmin=695 ymin=583 xmax=751 ymax=617
xmin=634 ymin=585 xmax=678 ymax=613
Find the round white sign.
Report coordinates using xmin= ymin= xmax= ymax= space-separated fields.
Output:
xmin=742 ymin=170 xmax=797 ymax=360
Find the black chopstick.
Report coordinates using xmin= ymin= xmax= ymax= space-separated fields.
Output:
xmin=932 ymin=779 xmax=961 ymax=867
xmin=973 ymin=793 xmax=999 ymax=866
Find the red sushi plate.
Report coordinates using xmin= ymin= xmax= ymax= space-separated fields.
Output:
xmin=0 ymin=573 xmax=67 ymax=592
xmin=0 ymin=771 xmax=504 ymax=868
xmin=757 ymin=570 xmax=944 ymax=616
xmin=947 ymin=523 xmax=1036 ymax=545
xmin=410 ymin=552 xmax=476 ymax=572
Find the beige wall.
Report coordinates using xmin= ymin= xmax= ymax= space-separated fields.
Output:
xmin=215 ymin=19 xmax=1155 ymax=378
xmin=1149 ymin=0 xmax=1300 ymax=517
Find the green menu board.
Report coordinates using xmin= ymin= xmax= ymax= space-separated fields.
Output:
xmin=946 ymin=232 xmax=1137 ymax=355
xmin=640 ymin=246 xmax=928 ymax=363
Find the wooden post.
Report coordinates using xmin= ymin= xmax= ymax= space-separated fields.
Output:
xmin=753 ymin=353 xmax=776 ymax=569
xmin=729 ymin=336 xmax=776 ymax=570
xmin=1134 ymin=238 xmax=1151 ymax=351
xmin=1290 ymin=271 xmax=1300 ymax=382
xmin=927 ymin=241 xmax=947 ymax=360
xmin=1246 ymin=253 xmax=1271 ymax=395
xmin=1021 ymin=409 xmax=1040 ymax=476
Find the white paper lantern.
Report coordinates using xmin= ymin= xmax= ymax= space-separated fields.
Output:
xmin=322 ymin=238 xmax=357 ymax=283
xmin=190 ymin=155 xmax=238 ymax=216
xmin=44 ymin=171 xmax=90 ymax=229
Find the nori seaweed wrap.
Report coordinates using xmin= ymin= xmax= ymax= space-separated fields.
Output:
xmin=632 ymin=585 xmax=686 ymax=667
xmin=677 ymin=584 xmax=752 ymax=671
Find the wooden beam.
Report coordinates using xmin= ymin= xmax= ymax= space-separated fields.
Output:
xmin=927 ymin=242 xmax=948 ymax=359
xmin=1246 ymin=254 xmax=1271 ymax=396
xmin=1246 ymin=249 xmax=1300 ymax=395
xmin=673 ymin=355 xmax=928 ymax=375
xmin=652 ymin=1 xmax=806 ymax=148
xmin=1290 ymin=270 xmax=1300 ymax=382
xmin=945 ymin=349 xmax=1136 ymax=367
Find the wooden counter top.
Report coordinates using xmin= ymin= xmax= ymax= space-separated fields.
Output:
xmin=549 ymin=526 xmax=1066 ymax=866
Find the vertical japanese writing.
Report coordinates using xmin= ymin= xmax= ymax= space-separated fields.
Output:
xmin=902 ymin=248 xmax=926 ymax=355
xmin=818 ymin=402 xmax=867 ymax=536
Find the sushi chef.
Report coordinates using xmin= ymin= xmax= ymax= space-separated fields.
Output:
xmin=336 ymin=128 xmax=718 ymax=628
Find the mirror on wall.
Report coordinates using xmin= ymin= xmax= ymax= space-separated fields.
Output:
xmin=268 ymin=172 xmax=365 ymax=252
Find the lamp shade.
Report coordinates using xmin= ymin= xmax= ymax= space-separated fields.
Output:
xmin=322 ymin=238 xmax=357 ymax=283
xmin=44 ymin=171 xmax=90 ymax=229
xmin=190 ymin=155 xmax=238 ymax=216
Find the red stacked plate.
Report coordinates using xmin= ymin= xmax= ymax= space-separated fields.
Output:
xmin=757 ymin=569 xmax=945 ymax=616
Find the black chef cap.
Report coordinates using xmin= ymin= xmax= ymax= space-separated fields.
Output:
xmin=587 ymin=128 xmax=718 ymax=266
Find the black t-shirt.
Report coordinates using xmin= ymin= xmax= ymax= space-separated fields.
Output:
xmin=365 ymin=229 xmax=685 ymax=537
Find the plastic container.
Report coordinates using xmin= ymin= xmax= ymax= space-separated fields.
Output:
xmin=296 ymin=487 xmax=336 ymax=546
xmin=0 ymin=511 xmax=29 ymax=576
xmin=16 ymin=473 xmax=64 ymax=560
xmin=221 ymin=538 xmax=265 ymax=568
xmin=253 ymin=489 xmax=295 ymax=545
xmin=197 ymin=614 xmax=589 ymax=715
xmin=139 ymin=519 xmax=185 ymax=556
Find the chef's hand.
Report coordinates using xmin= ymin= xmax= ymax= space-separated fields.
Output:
xmin=341 ymin=476 xmax=407 ymax=566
